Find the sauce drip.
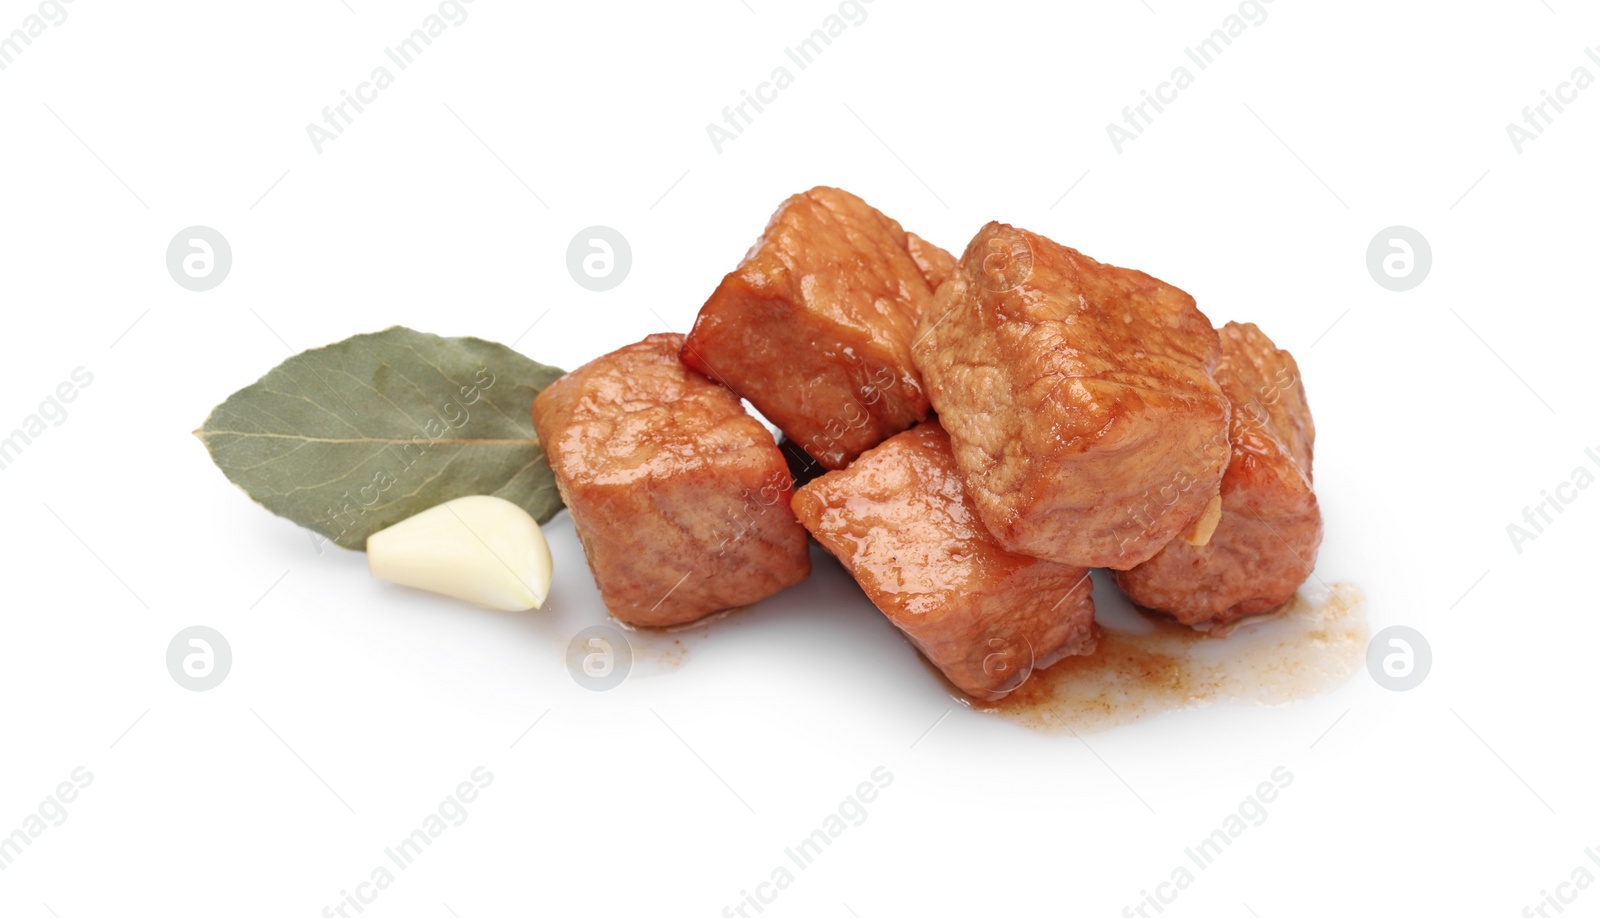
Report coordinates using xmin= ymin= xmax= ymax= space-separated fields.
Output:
xmin=966 ymin=581 xmax=1368 ymax=733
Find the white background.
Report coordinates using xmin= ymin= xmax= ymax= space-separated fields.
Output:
xmin=2 ymin=0 xmax=1598 ymax=915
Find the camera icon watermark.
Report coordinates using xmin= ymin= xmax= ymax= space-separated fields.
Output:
xmin=166 ymin=226 xmax=232 ymax=292
xmin=1366 ymin=625 xmax=1431 ymax=691
xmin=166 ymin=626 xmax=232 ymax=691
xmin=566 ymin=226 xmax=631 ymax=292
xmin=1366 ymin=226 xmax=1430 ymax=292
xmin=980 ymin=631 xmax=1036 ymax=696
xmin=565 ymin=624 xmax=632 ymax=691
xmin=975 ymin=227 xmax=1034 ymax=294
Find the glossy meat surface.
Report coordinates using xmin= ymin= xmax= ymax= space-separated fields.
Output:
xmin=1114 ymin=322 xmax=1322 ymax=625
xmin=791 ymin=423 xmax=1096 ymax=701
xmin=910 ymin=222 xmax=1231 ymax=570
xmin=680 ymin=187 xmax=936 ymax=471
xmin=906 ymin=231 xmax=957 ymax=291
xmin=532 ymin=334 xmax=810 ymax=626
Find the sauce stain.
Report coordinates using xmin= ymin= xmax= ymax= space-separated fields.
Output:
xmin=965 ymin=581 xmax=1368 ymax=733
xmin=618 ymin=620 xmax=714 ymax=677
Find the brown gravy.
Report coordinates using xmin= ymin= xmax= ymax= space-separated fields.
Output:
xmin=964 ymin=581 xmax=1368 ymax=733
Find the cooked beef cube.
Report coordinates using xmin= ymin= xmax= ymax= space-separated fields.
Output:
xmin=1114 ymin=322 xmax=1321 ymax=625
xmin=906 ymin=231 xmax=957 ymax=290
xmin=791 ymin=422 xmax=1096 ymax=701
xmin=910 ymin=222 xmax=1231 ymax=570
xmin=680 ymin=187 xmax=938 ymax=471
xmin=532 ymin=334 xmax=810 ymax=626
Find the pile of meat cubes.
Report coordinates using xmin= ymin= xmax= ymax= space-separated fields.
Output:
xmin=532 ymin=187 xmax=1322 ymax=701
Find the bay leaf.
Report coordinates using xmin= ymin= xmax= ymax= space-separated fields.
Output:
xmin=195 ymin=326 xmax=565 ymax=551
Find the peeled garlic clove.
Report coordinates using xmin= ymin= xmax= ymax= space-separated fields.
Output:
xmin=367 ymin=495 xmax=552 ymax=611
xmin=1179 ymin=493 xmax=1224 ymax=547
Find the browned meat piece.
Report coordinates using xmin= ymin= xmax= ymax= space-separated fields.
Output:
xmin=911 ymin=222 xmax=1231 ymax=570
xmin=680 ymin=187 xmax=937 ymax=471
xmin=791 ymin=423 xmax=1096 ymax=701
xmin=905 ymin=231 xmax=957 ymax=290
xmin=1114 ymin=322 xmax=1321 ymax=626
xmin=532 ymin=333 xmax=810 ymax=627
